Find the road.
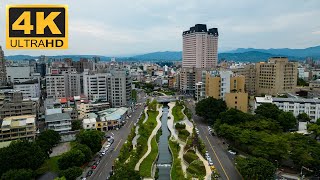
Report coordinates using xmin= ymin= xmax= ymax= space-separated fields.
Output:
xmin=185 ymin=100 xmax=242 ymax=180
xmin=81 ymin=91 xmax=148 ymax=180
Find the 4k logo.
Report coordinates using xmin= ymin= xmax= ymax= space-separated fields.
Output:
xmin=6 ymin=5 xmax=68 ymax=49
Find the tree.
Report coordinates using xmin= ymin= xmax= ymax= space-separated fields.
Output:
xmin=297 ymin=78 xmax=309 ymax=86
xmin=236 ymin=157 xmax=276 ymax=180
xmin=255 ymin=103 xmax=282 ymax=120
xmin=71 ymin=120 xmax=82 ymax=131
xmin=110 ymin=164 xmax=140 ymax=180
xmin=36 ymin=129 xmax=61 ymax=155
xmin=297 ymin=113 xmax=311 ymax=122
xmin=76 ymin=130 xmax=104 ymax=153
xmin=307 ymin=120 xmax=320 ymax=139
xmin=0 ymin=141 xmax=47 ymax=175
xmin=58 ymin=149 xmax=86 ymax=170
xmin=219 ymin=108 xmax=254 ymax=125
xmin=1 ymin=169 xmax=33 ymax=180
xmin=73 ymin=143 xmax=92 ymax=162
xmin=59 ymin=166 xmax=82 ymax=180
xmin=277 ymin=112 xmax=297 ymax=132
xmin=148 ymin=99 xmax=158 ymax=111
xmin=195 ymin=97 xmax=227 ymax=124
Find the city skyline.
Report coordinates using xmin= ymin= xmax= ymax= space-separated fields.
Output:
xmin=1 ymin=0 xmax=320 ymax=56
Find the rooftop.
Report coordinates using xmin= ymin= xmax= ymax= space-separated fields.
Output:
xmin=96 ymin=107 xmax=128 ymax=121
xmin=1 ymin=115 xmax=36 ymax=129
xmin=45 ymin=113 xmax=71 ymax=122
xmin=255 ymin=95 xmax=320 ymax=104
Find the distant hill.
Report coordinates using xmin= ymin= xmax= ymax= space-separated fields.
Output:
xmin=227 ymin=45 xmax=320 ymax=58
xmin=4 ymin=45 xmax=319 ymax=62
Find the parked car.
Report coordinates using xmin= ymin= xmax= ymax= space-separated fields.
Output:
xmin=228 ymin=150 xmax=237 ymax=155
xmin=96 ymin=159 xmax=101 ymax=165
xmin=91 ymin=165 xmax=97 ymax=169
xmin=109 ymin=139 xmax=114 ymax=144
xmin=86 ymin=170 xmax=93 ymax=177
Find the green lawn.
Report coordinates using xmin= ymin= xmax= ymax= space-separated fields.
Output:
xmin=169 ymin=140 xmax=185 ymax=180
xmin=187 ymin=160 xmax=206 ymax=178
xmin=172 ymin=102 xmax=184 ymax=122
xmin=139 ymin=137 xmax=158 ymax=177
xmin=183 ymin=150 xmax=198 ymax=164
xmin=36 ymin=156 xmax=61 ymax=176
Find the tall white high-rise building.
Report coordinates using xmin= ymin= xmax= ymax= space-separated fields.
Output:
xmin=182 ymin=24 xmax=218 ymax=68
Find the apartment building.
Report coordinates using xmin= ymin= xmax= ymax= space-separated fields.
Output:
xmin=13 ymin=80 xmax=40 ymax=99
xmin=78 ymin=101 xmax=110 ymax=119
xmin=46 ymin=72 xmax=81 ymax=99
xmin=195 ymin=82 xmax=205 ymax=102
xmin=45 ymin=113 xmax=72 ymax=133
xmin=206 ymin=71 xmax=248 ymax=112
xmin=180 ymin=68 xmax=196 ymax=94
xmin=0 ymin=90 xmax=37 ymax=119
xmin=6 ymin=66 xmax=36 ymax=84
xmin=231 ymin=64 xmax=256 ymax=95
xmin=255 ymin=95 xmax=320 ymax=121
xmin=0 ymin=46 xmax=6 ymax=86
xmin=309 ymin=80 xmax=320 ymax=88
xmin=107 ymin=70 xmax=132 ymax=107
xmin=256 ymin=57 xmax=298 ymax=96
xmin=83 ymin=73 xmax=109 ymax=101
xmin=0 ymin=115 xmax=36 ymax=142
xmin=182 ymin=24 xmax=218 ymax=68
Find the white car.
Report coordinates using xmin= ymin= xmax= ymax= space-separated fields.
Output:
xmin=228 ymin=150 xmax=236 ymax=155
xmin=208 ymin=162 xmax=214 ymax=166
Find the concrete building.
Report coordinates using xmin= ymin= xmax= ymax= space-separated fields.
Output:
xmin=206 ymin=71 xmax=248 ymax=112
xmin=182 ymin=24 xmax=218 ymax=68
xmin=107 ymin=70 xmax=132 ymax=107
xmin=231 ymin=64 xmax=256 ymax=95
xmin=46 ymin=73 xmax=81 ymax=99
xmin=83 ymin=73 xmax=109 ymax=101
xmin=72 ymin=58 xmax=93 ymax=73
xmin=13 ymin=80 xmax=40 ymax=99
xmin=0 ymin=115 xmax=36 ymax=142
xmin=82 ymin=118 xmax=96 ymax=130
xmin=179 ymin=68 xmax=196 ymax=94
xmin=195 ymin=82 xmax=205 ymax=102
xmin=255 ymin=95 xmax=320 ymax=122
xmin=0 ymin=90 xmax=37 ymax=119
xmin=0 ymin=46 xmax=6 ymax=86
xmin=255 ymin=57 xmax=298 ymax=96
xmin=45 ymin=113 xmax=72 ymax=133
xmin=309 ymin=80 xmax=320 ymax=88
xmin=78 ymin=101 xmax=110 ymax=119
xmin=6 ymin=66 xmax=36 ymax=83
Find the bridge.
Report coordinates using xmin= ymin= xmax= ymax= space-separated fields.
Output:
xmin=156 ymin=163 xmax=172 ymax=167
xmin=156 ymin=96 xmax=177 ymax=103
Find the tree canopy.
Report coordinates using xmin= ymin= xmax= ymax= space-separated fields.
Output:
xmin=36 ymin=129 xmax=61 ymax=155
xmin=236 ymin=157 xmax=276 ymax=180
xmin=58 ymin=149 xmax=86 ymax=170
xmin=71 ymin=120 xmax=82 ymax=131
xmin=297 ymin=113 xmax=311 ymax=122
xmin=76 ymin=130 xmax=104 ymax=153
xmin=195 ymin=97 xmax=227 ymax=124
xmin=277 ymin=112 xmax=297 ymax=132
xmin=110 ymin=164 xmax=140 ymax=180
xmin=59 ymin=166 xmax=82 ymax=180
xmin=1 ymin=169 xmax=33 ymax=180
xmin=255 ymin=103 xmax=282 ymax=120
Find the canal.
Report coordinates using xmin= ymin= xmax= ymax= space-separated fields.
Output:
xmin=157 ymin=105 xmax=172 ymax=180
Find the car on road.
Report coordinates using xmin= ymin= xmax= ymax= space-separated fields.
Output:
xmin=109 ymin=139 xmax=114 ymax=144
xmin=86 ymin=170 xmax=93 ymax=177
xmin=208 ymin=161 xmax=214 ymax=166
xmin=96 ymin=159 xmax=101 ymax=165
xmin=101 ymin=151 xmax=106 ymax=156
xmin=91 ymin=164 xmax=97 ymax=169
xmin=228 ymin=150 xmax=237 ymax=155
xmin=81 ymin=177 xmax=86 ymax=180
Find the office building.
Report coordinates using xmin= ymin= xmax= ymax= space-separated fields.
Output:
xmin=45 ymin=113 xmax=72 ymax=133
xmin=0 ymin=115 xmax=36 ymax=142
xmin=0 ymin=46 xmax=6 ymax=86
xmin=72 ymin=58 xmax=93 ymax=73
xmin=107 ymin=70 xmax=132 ymax=107
xmin=206 ymin=71 xmax=248 ymax=112
xmin=255 ymin=57 xmax=298 ymax=96
xmin=182 ymin=24 xmax=218 ymax=68
xmin=0 ymin=90 xmax=37 ymax=119
xmin=6 ymin=66 xmax=36 ymax=84
xmin=83 ymin=73 xmax=109 ymax=101
xmin=255 ymin=95 xmax=320 ymax=121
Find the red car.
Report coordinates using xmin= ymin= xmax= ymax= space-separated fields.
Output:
xmin=91 ymin=165 xmax=97 ymax=169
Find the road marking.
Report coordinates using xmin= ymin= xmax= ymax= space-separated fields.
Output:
xmin=114 ymin=139 xmax=122 ymax=151
xmin=104 ymin=161 xmax=109 ymax=167
xmin=99 ymin=171 xmax=102 ymax=177
xmin=128 ymin=121 xmax=133 ymax=129
xmin=206 ymin=136 xmax=230 ymax=180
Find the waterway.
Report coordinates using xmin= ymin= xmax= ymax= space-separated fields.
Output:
xmin=157 ymin=105 xmax=172 ymax=180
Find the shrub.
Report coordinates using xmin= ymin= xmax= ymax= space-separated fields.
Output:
xmin=183 ymin=150 xmax=198 ymax=164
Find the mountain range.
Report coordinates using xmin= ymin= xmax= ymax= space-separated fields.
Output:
xmin=5 ymin=45 xmax=320 ymax=62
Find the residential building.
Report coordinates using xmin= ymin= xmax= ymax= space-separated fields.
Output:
xmin=72 ymin=58 xmax=93 ymax=73
xmin=0 ymin=46 xmax=6 ymax=86
xmin=0 ymin=90 xmax=37 ymax=119
xmin=255 ymin=57 xmax=298 ymax=96
xmin=195 ymin=82 xmax=205 ymax=102
xmin=83 ymin=73 xmax=109 ymax=101
xmin=182 ymin=24 xmax=218 ymax=68
xmin=179 ymin=68 xmax=196 ymax=94
xmin=78 ymin=101 xmax=110 ymax=119
xmin=107 ymin=70 xmax=132 ymax=107
xmin=255 ymin=95 xmax=320 ymax=121
xmin=206 ymin=71 xmax=248 ymax=112
xmin=45 ymin=113 xmax=72 ymax=133
xmin=231 ymin=64 xmax=256 ymax=95
xmin=309 ymin=80 xmax=320 ymax=88
xmin=0 ymin=115 xmax=36 ymax=142
xmin=13 ymin=80 xmax=40 ymax=99
xmin=82 ymin=107 xmax=128 ymax=131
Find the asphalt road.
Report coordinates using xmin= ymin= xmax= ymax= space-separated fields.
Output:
xmin=185 ymin=100 xmax=243 ymax=180
xmin=82 ymin=91 xmax=147 ymax=180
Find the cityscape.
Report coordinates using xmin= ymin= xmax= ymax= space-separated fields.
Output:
xmin=1 ymin=1 xmax=320 ymax=180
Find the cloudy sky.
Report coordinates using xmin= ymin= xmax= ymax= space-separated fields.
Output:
xmin=1 ymin=0 xmax=320 ymax=56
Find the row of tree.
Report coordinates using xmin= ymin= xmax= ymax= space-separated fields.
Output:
xmin=195 ymin=97 xmax=320 ymax=178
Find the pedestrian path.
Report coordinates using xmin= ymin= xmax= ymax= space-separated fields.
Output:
xmin=132 ymin=125 xmax=140 ymax=149
xmin=196 ymin=149 xmax=212 ymax=180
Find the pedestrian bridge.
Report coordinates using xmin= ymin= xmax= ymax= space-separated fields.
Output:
xmin=156 ymin=163 xmax=172 ymax=167
xmin=157 ymin=96 xmax=177 ymax=103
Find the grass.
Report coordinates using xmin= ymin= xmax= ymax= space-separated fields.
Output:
xmin=36 ymin=156 xmax=61 ymax=176
xmin=183 ymin=106 xmax=192 ymax=120
xmin=187 ymin=160 xmax=206 ymax=178
xmin=183 ymin=150 xmax=198 ymax=164
xmin=169 ymin=139 xmax=185 ymax=180
xmin=172 ymin=102 xmax=184 ymax=122
xmin=139 ymin=137 xmax=158 ymax=177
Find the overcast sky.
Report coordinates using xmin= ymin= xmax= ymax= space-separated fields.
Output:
xmin=1 ymin=0 xmax=320 ymax=56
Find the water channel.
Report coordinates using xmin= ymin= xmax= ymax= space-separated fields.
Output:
xmin=156 ymin=105 xmax=172 ymax=180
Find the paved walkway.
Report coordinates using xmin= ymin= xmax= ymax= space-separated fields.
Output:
xmin=196 ymin=149 xmax=212 ymax=180
xmin=142 ymin=107 xmax=149 ymax=124
xmin=135 ymin=106 xmax=163 ymax=172
xmin=50 ymin=142 xmax=71 ymax=157
xmin=132 ymin=125 xmax=140 ymax=149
